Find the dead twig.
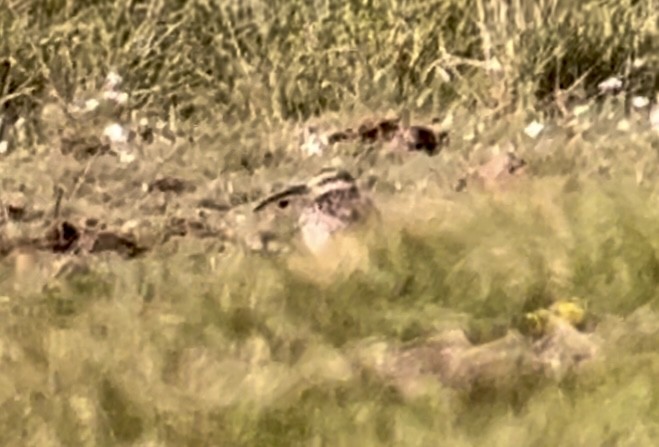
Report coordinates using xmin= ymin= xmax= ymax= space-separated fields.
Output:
xmin=53 ymin=185 xmax=64 ymax=220
xmin=68 ymin=152 xmax=101 ymax=201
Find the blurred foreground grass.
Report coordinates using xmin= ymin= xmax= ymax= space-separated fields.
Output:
xmin=1 ymin=0 xmax=659 ymax=446
xmin=6 ymin=150 xmax=659 ymax=446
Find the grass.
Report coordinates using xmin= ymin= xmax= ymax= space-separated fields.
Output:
xmin=1 ymin=0 xmax=659 ymax=446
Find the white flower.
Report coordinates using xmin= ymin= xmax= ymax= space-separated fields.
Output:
xmin=631 ymin=96 xmax=650 ymax=109
xmin=102 ymin=90 xmax=128 ymax=106
xmin=84 ymin=98 xmax=100 ymax=112
xmin=300 ymin=126 xmax=328 ymax=156
xmin=524 ymin=120 xmax=544 ymax=139
xmin=104 ymin=71 xmax=123 ymax=91
xmin=572 ymin=104 xmax=590 ymax=116
xmin=103 ymin=123 xmax=128 ymax=144
xmin=616 ymin=119 xmax=630 ymax=132
xmin=598 ymin=77 xmax=622 ymax=93
xmin=117 ymin=150 xmax=137 ymax=164
xmin=632 ymin=58 xmax=646 ymax=69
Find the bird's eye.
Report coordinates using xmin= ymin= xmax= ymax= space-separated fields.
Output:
xmin=278 ymin=199 xmax=290 ymax=209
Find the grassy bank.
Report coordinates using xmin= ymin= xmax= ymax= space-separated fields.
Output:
xmin=1 ymin=1 xmax=659 ymax=446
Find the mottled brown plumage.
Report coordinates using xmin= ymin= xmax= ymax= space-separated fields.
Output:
xmin=253 ymin=168 xmax=376 ymax=254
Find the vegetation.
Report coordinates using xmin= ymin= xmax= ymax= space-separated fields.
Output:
xmin=1 ymin=0 xmax=659 ymax=445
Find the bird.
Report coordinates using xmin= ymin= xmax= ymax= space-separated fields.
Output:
xmin=389 ymin=125 xmax=446 ymax=156
xmin=358 ymin=117 xmax=446 ymax=156
xmin=252 ymin=168 xmax=377 ymax=254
